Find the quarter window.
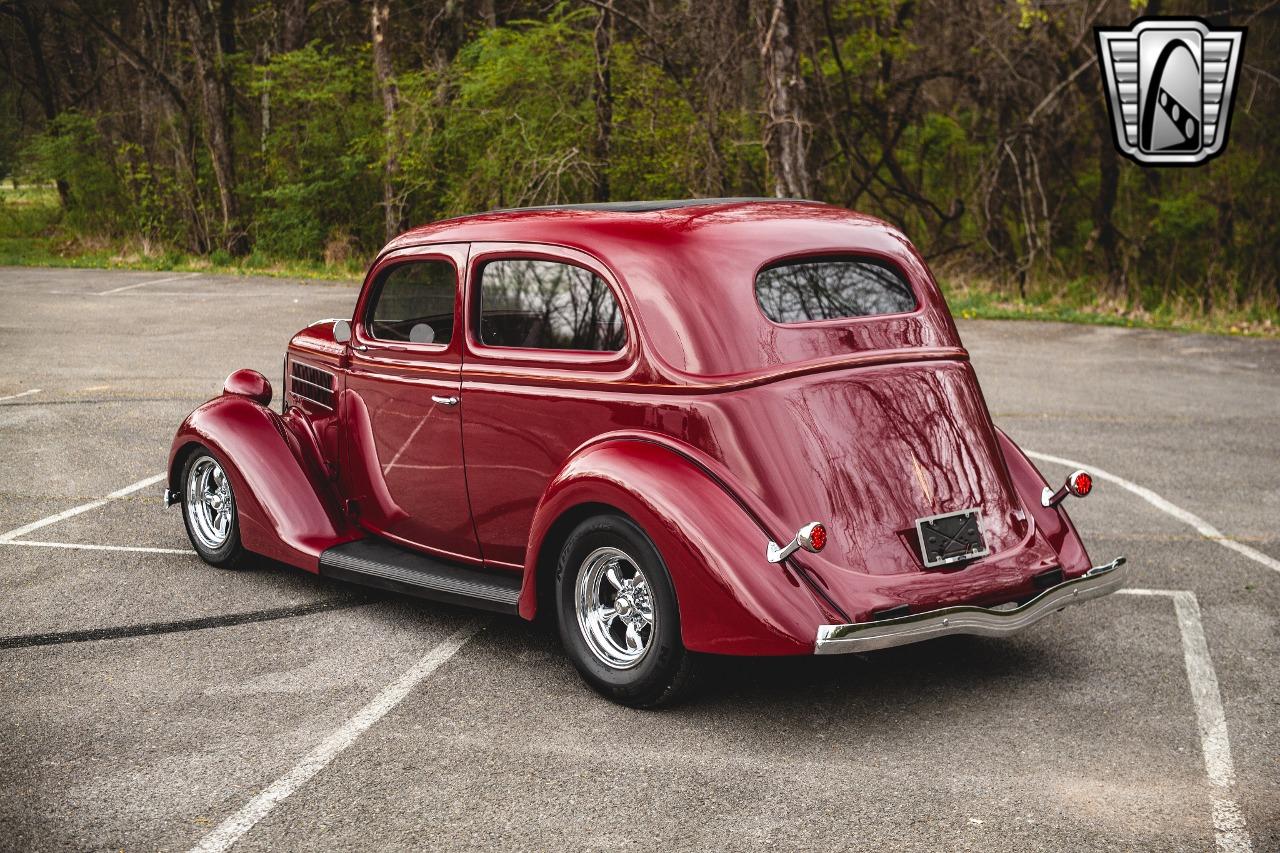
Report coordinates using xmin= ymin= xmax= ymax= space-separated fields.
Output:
xmin=755 ymin=257 xmax=917 ymax=324
xmin=366 ymin=260 xmax=456 ymax=345
xmin=477 ymin=258 xmax=626 ymax=352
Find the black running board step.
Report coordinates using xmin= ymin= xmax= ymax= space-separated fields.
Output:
xmin=319 ymin=538 xmax=522 ymax=615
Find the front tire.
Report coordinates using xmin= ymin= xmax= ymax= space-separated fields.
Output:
xmin=556 ymin=514 xmax=698 ymax=708
xmin=180 ymin=448 xmax=248 ymax=569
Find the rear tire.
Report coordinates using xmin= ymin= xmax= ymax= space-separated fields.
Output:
xmin=180 ymin=447 xmax=249 ymax=570
xmin=556 ymin=514 xmax=698 ymax=708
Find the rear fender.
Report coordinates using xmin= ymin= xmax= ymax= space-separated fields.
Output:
xmin=522 ymin=436 xmax=840 ymax=655
xmin=168 ymin=394 xmax=355 ymax=571
xmin=996 ymin=428 xmax=1092 ymax=576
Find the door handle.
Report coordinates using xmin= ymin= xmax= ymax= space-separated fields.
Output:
xmin=432 ymin=395 xmax=459 ymax=407
xmin=351 ymin=343 xmax=369 ymax=352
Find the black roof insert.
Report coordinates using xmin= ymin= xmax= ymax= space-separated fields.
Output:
xmin=484 ymin=197 xmax=819 ymax=215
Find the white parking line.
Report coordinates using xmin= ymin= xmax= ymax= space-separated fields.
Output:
xmin=0 ymin=474 xmax=165 ymax=543
xmin=1120 ymin=589 xmax=1251 ymax=853
xmin=0 ymin=388 xmax=40 ymax=403
xmin=96 ymin=273 xmax=200 ymax=295
xmin=0 ymin=540 xmax=194 ymax=555
xmin=0 ymin=463 xmax=1258 ymax=851
xmin=1027 ymin=450 xmax=1280 ymax=575
xmin=187 ymin=621 xmax=484 ymax=853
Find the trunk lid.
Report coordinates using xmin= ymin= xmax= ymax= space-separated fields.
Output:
xmin=703 ymin=359 xmax=1029 ymax=583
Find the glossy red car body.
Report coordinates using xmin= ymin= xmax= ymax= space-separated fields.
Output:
xmin=169 ymin=199 xmax=1114 ymax=656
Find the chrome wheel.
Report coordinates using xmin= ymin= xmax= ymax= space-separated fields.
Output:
xmin=575 ymin=546 xmax=656 ymax=669
xmin=185 ymin=455 xmax=234 ymax=552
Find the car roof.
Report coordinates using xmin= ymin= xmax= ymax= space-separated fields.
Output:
xmin=383 ymin=199 xmax=961 ymax=383
xmin=389 ymin=197 xmax=832 ymax=240
xmin=480 ymin=197 xmax=814 ymax=215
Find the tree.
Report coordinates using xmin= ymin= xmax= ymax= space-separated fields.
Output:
xmin=592 ymin=0 xmax=614 ymax=202
xmin=0 ymin=0 xmax=1274 ymax=315
xmin=7 ymin=0 xmax=69 ymax=204
xmin=371 ymin=0 xmax=407 ymax=241
xmin=185 ymin=0 xmax=248 ymax=255
xmin=757 ymin=0 xmax=809 ymax=198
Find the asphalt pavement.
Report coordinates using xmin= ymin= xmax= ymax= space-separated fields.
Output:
xmin=0 ymin=267 xmax=1275 ymax=852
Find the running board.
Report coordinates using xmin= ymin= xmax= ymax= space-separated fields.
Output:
xmin=319 ymin=538 xmax=522 ymax=615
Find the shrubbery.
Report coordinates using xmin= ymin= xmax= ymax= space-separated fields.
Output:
xmin=4 ymin=2 xmax=1277 ymax=319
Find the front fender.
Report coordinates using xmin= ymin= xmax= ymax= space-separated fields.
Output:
xmin=522 ymin=437 xmax=841 ymax=655
xmin=168 ymin=394 xmax=355 ymax=571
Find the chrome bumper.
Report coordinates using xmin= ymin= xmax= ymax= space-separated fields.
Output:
xmin=814 ymin=557 xmax=1127 ymax=655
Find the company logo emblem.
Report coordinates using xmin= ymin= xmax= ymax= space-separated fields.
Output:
xmin=1095 ymin=18 xmax=1246 ymax=166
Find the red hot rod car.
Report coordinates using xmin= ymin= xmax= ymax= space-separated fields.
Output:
xmin=167 ymin=198 xmax=1126 ymax=707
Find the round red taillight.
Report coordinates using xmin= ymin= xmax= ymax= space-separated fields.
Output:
xmin=1070 ymin=471 xmax=1093 ymax=497
xmin=808 ymin=523 xmax=827 ymax=552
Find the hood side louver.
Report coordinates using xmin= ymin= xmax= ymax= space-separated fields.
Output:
xmin=289 ymin=361 xmax=335 ymax=410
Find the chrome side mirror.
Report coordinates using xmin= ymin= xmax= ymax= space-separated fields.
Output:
xmin=333 ymin=319 xmax=352 ymax=343
xmin=766 ymin=521 xmax=828 ymax=563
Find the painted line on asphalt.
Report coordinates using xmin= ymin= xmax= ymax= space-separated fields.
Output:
xmin=1120 ymin=589 xmax=1251 ymax=852
xmin=1028 ymin=450 xmax=1280 ymax=575
xmin=0 ymin=600 xmax=370 ymax=650
xmin=0 ymin=474 xmax=166 ymax=543
xmin=0 ymin=396 xmax=192 ymax=407
xmin=0 ymin=388 xmax=40 ymax=403
xmin=110 ymin=291 xmax=308 ymax=297
xmin=0 ymin=540 xmax=194 ymax=555
xmin=187 ymin=621 xmax=484 ymax=853
xmin=95 ymin=273 xmax=200 ymax=295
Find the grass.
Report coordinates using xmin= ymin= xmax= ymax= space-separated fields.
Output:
xmin=941 ymin=275 xmax=1278 ymax=338
xmin=0 ymin=184 xmax=364 ymax=283
xmin=2 ymin=185 xmax=1276 ymax=336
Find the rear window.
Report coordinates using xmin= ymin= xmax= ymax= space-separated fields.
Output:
xmin=755 ymin=257 xmax=917 ymax=324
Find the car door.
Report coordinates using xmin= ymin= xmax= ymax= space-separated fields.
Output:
xmin=340 ymin=243 xmax=481 ymax=562
xmin=460 ymin=244 xmax=638 ymax=569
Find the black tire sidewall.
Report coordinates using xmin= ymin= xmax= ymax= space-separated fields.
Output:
xmin=555 ymin=514 xmax=685 ymax=703
xmin=180 ymin=447 xmax=244 ymax=567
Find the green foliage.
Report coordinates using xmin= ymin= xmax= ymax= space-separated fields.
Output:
xmin=1014 ymin=0 xmax=1050 ymax=29
xmin=117 ymin=141 xmax=189 ymax=246
xmin=2 ymin=0 xmax=1275 ymax=328
xmin=21 ymin=112 xmax=129 ymax=233
xmin=252 ymin=44 xmax=382 ymax=258
xmin=0 ymin=184 xmax=61 ymax=243
xmin=0 ymin=90 xmax=21 ymax=182
xmin=594 ymin=43 xmax=706 ymax=200
xmin=421 ymin=9 xmax=600 ymax=213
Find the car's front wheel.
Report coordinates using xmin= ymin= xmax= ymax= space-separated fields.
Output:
xmin=556 ymin=514 xmax=698 ymax=708
xmin=180 ymin=448 xmax=248 ymax=569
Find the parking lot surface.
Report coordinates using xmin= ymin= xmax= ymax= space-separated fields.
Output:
xmin=0 ymin=267 xmax=1276 ymax=852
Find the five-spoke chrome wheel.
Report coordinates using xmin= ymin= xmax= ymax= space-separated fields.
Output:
xmin=575 ymin=546 xmax=655 ymax=669
xmin=185 ymin=454 xmax=234 ymax=552
xmin=557 ymin=514 xmax=697 ymax=706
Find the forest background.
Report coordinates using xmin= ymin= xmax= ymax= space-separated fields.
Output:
xmin=2 ymin=0 xmax=1277 ymax=335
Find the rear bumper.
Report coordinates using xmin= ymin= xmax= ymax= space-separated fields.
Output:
xmin=814 ymin=557 xmax=1127 ymax=655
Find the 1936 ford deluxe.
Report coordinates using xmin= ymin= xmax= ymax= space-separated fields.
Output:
xmin=166 ymin=198 xmax=1126 ymax=707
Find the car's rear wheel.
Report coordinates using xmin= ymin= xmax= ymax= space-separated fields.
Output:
xmin=556 ymin=514 xmax=698 ymax=707
xmin=180 ymin=448 xmax=248 ymax=569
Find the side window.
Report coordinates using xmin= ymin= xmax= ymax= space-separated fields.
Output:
xmin=366 ymin=260 xmax=457 ymax=345
xmin=477 ymin=258 xmax=626 ymax=352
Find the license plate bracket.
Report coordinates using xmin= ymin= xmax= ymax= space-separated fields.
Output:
xmin=916 ymin=508 xmax=989 ymax=568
